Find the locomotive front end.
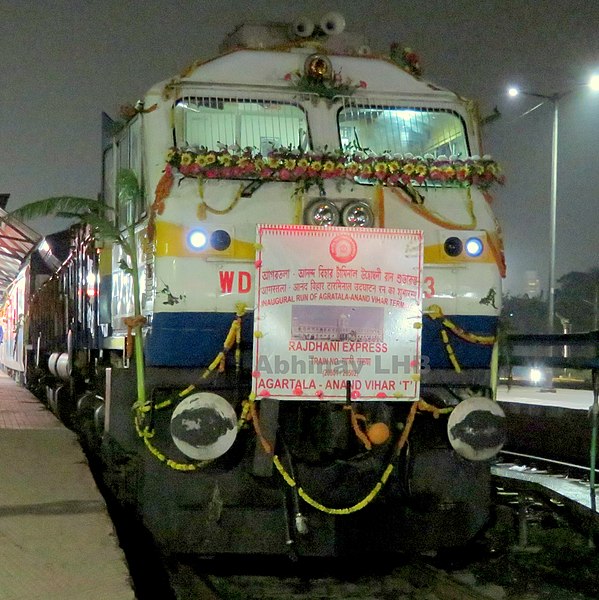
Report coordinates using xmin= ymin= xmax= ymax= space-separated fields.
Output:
xmin=92 ymin=16 xmax=507 ymax=558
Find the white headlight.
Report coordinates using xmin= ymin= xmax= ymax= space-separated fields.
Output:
xmin=188 ymin=229 xmax=208 ymax=250
xmin=304 ymin=200 xmax=340 ymax=226
xmin=342 ymin=201 xmax=374 ymax=227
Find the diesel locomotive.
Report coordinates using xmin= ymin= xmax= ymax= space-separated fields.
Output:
xmin=4 ymin=13 xmax=507 ymax=558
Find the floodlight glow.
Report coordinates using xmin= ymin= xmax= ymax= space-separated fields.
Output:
xmin=589 ymin=74 xmax=599 ymax=92
xmin=507 ymin=87 xmax=519 ymax=97
xmin=39 ymin=239 xmax=51 ymax=253
xmin=188 ymin=229 xmax=208 ymax=250
xmin=530 ymin=368 xmax=543 ymax=385
xmin=394 ymin=109 xmax=418 ymax=121
xmin=465 ymin=237 xmax=484 ymax=257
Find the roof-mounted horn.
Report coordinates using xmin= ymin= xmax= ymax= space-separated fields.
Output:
xmin=319 ymin=12 xmax=346 ymax=36
xmin=291 ymin=16 xmax=315 ymax=38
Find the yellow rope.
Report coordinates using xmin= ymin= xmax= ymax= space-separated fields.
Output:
xmin=441 ymin=329 xmax=462 ymax=373
xmin=426 ymin=303 xmax=496 ymax=372
xmin=427 ymin=304 xmax=496 ymax=344
xmin=200 ymin=307 xmax=246 ymax=379
xmin=343 ymin=404 xmax=372 ymax=450
xmin=134 ymin=413 xmax=214 ymax=471
xmin=197 ymin=184 xmax=243 ymax=219
xmin=389 ymin=187 xmax=477 ymax=230
xmin=247 ymin=398 xmax=426 ymax=515
xmin=135 ymin=304 xmax=248 ymax=469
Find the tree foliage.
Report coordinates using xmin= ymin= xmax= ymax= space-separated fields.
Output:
xmin=501 ymin=294 xmax=549 ymax=334
xmin=556 ymin=268 xmax=599 ymax=332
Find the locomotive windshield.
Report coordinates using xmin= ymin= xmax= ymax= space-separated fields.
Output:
xmin=174 ymin=97 xmax=311 ymax=153
xmin=337 ymin=102 xmax=469 ymax=160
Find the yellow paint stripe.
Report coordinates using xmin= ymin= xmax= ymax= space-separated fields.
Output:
xmin=154 ymin=221 xmax=255 ymax=259
xmin=424 ymin=243 xmax=494 ymax=265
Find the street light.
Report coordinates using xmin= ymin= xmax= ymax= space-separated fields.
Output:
xmin=508 ymin=75 xmax=599 ymax=332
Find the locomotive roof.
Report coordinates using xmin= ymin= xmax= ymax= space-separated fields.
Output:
xmin=148 ymin=22 xmax=461 ymax=104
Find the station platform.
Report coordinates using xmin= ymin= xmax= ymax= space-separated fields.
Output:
xmin=0 ymin=370 xmax=135 ymax=600
xmin=495 ymin=383 xmax=599 ymax=536
xmin=497 ymin=384 xmax=594 ymax=410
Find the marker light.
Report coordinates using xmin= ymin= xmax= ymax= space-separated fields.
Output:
xmin=444 ymin=236 xmax=463 ymax=257
xmin=85 ymin=272 xmax=97 ymax=297
xmin=210 ymin=229 xmax=232 ymax=251
xmin=342 ymin=201 xmax=374 ymax=227
xmin=304 ymin=200 xmax=340 ymax=226
xmin=188 ymin=229 xmax=208 ymax=250
xmin=465 ymin=237 xmax=484 ymax=257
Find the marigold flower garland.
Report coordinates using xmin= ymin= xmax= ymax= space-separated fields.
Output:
xmin=165 ymin=146 xmax=504 ymax=191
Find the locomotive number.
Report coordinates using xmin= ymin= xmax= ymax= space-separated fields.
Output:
xmin=423 ymin=276 xmax=435 ymax=299
xmin=219 ymin=270 xmax=252 ymax=294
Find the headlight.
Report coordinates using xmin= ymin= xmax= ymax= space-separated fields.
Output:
xmin=187 ymin=229 xmax=208 ymax=250
xmin=444 ymin=236 xmax=463 ymax=257
xmin=304 ymin=200 xmax=340 ymax=226
xmin=342 ymin=201 xmax=374 ymax=227
xmin=465 ymin=237 xmax=484 ymax=257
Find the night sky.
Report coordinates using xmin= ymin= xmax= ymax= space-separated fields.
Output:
xmin=2 ymin=0 xmax=599 ymax=295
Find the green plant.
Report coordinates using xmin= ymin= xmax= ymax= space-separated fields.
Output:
xmin=8 ymin=169 xmax=147 ymax=406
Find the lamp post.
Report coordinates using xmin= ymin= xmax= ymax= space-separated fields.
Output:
xmin=508 ymin=74 xmax=599 ymax=332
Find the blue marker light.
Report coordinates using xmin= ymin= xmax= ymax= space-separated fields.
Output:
xmin=210 ymin=229 xmax=232 ymax=251
xmin=465 ymin=237 xmax=483 ymax=257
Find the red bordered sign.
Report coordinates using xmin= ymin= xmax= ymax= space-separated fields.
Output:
xmin=252 ymin=225 xmax=423 ymax=401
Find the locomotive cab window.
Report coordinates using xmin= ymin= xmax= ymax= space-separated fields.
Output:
xmin=337 ymin=102 xmax=469 ymax=172
xmin=174 ymin=97 xmax=311 ymax=154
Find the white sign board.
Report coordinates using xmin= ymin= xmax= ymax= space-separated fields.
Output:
xmin=252 ymin=225 xmax=423 ymax=400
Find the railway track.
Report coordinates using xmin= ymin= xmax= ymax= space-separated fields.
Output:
xmin=167 ymin=557 xmax=503 ymax=600
xmin=93 ymin=457 xmax=599 ymax=600
xmin=87 ymin=423 xmax=599 ymax=599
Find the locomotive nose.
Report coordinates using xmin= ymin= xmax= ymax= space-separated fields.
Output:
xmin=447 ymin=397 xmax=506 ymax=461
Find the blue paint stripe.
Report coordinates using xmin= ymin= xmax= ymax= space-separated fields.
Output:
xmin=422 ymin=315 xmax=497 ymax=369
xmin=145 ymin=312 xmax=254 ymax=368
xmin=146 ymin=311 xmax=498 ymax=370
